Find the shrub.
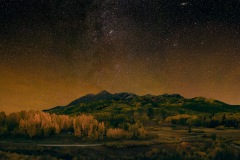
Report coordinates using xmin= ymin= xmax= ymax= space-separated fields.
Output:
xmin=215 ymin=125 xmax=226 ymax=130
xmin=106 ymin=128 xmax=129 ymax=139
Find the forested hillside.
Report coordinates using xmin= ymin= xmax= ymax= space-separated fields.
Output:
xmin=44 ymin=91 xmax=240 ymax=129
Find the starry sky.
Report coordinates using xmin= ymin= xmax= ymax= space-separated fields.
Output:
xmin=1 ymin=0 xmax=240 ymax=113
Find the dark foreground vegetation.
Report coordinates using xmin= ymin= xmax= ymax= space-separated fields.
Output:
xmin=1 ymin=126 xmax=240 ymax=160
xmin=1 ymin=91 xmax=240 ymax=159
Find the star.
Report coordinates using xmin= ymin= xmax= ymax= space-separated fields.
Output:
xmin=180 ymin=2 xmax=189 ymax=6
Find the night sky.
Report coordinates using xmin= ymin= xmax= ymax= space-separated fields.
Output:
xmin=1 ymin=0 xmax=240 ymax=113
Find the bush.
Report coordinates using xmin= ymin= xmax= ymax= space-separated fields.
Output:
xmin=106 ymin=128 xmax=129 ymax=139
xmin=215 ymin=125 xmax=226 ymax=130
xmin=0 ymin=127 xmax=7 ymax=136
xmin=211 ymin=134 xmax=217 ymax=141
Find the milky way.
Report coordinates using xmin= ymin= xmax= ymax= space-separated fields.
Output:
xmin=1 ymin=0 xmax=240 ymax=113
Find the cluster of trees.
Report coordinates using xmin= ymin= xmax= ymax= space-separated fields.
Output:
xmin=203 ymin=113 xmax=240 ymax=128
xmin=165 ymin=114 xmax=198 ymax=126
xmin=106 ymin=123 xmax=147 ymax=139
xmin=93 ymin=112 xmax=134 ymax=128
xmin=73 ymin=114 xmax=105 ymax=140
xmin=0 ymin=111 xmax=147 ymax=140
xmin=0 ymin=111 xmax=76 ymax=138
xmin=164 ymin=113 xmax=240 ymax=129
xmin=18 ymin=111 xmax=75 ymax=138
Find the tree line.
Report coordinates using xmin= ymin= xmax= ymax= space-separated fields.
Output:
xmin=0 ymin=111 xmax=147 ymax=140
xmin=164 ymin=113 xmax=240 ymax=129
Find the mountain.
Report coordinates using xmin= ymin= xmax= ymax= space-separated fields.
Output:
xmin=44 ymin=91 xmax=240 ymax=116
xmin=65 ymin=90 xmax=137 ymax=106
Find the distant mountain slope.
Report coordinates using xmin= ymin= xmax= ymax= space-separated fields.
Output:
xmin=44 ymin=91 xmax=240 ymax=116
xmin=67 ymin=90 xmax=137 ymax=106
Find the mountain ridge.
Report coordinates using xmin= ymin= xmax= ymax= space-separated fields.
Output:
xmin=43 ymin=91 xmax=240 ymax=116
